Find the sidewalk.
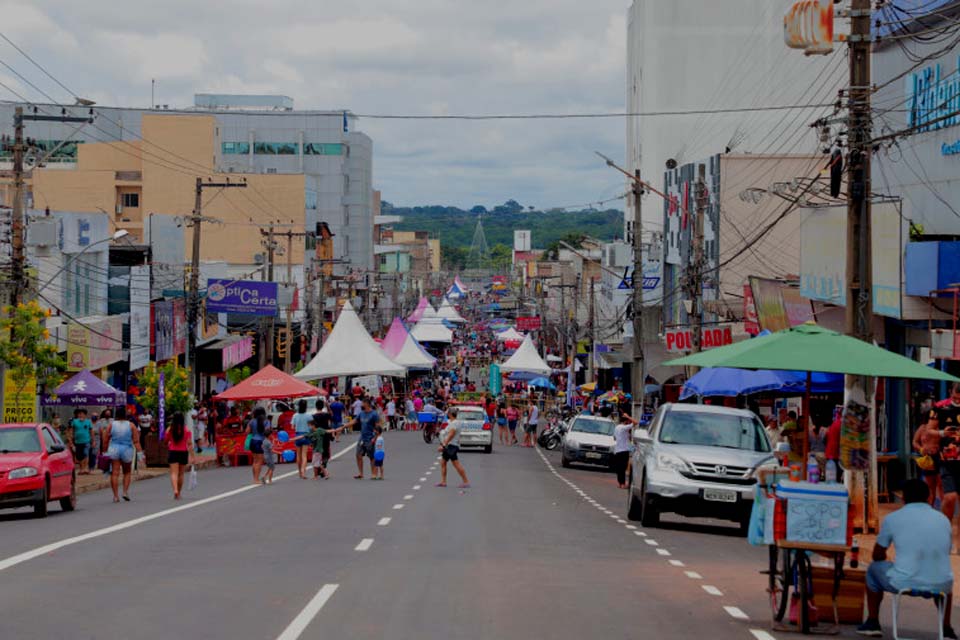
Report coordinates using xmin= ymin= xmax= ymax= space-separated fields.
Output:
xmin=76 ymin=453 xmax=218 ymax=495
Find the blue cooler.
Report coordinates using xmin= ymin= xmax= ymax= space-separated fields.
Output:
xmin=418 ymin=412 xmax=437 ymax=424
xmin=776 ymin=480 xmax=849 ymax=546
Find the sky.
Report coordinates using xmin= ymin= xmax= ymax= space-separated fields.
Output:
xmin=0 ymin=0 xmax=630 ymax=211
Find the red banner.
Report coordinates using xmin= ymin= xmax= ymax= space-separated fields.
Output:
xmin=743 ymin=284 xmax=760 ymax=335
xmin=516 ymin=316 xmax=542 ymax=331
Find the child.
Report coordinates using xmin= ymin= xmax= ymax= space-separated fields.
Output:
xmin=261 ymin=426 xmax=276 ymax=484
xmin=372 ymin=426 xmax=385 ymax=480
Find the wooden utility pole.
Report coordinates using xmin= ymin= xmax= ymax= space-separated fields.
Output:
xmin=588 ymin=276 xmax=596 ymax=384
xmin=10 ymin=108 xmax=24 ymax=305
xmin=630 ymin=170 xmax=645 ymax=420
xmin=187 ymin=178 xmax=245 ymax=396
xmin=691 ymin=163 xmax=707 ymax=364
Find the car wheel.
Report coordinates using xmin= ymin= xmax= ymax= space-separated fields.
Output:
xmin=60 ymin=473 xmax=77 ymax=512
xmin=736 ymin=513 xmax=750 ymax=537
xmin=627 ymin=471 xmax=643 ymax=521
xmin=33 ymin=484 xmax=48 ymax=518
xmin=561 ymin=451 xmax=571 ymax=468
xmin=639 ymin=476 xmax=659 ymax=528
xmin=484 ymin=444 xmax=493 ymax=454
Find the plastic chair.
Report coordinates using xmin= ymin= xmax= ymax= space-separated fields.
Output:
xmin=891 ymin=588 xmax=947 ymax=640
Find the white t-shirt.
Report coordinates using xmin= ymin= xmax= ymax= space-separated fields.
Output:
xmin=352 ymin=399 xmax=363 ymax=417
xmin=386 ymin=401 xmax=396 ymax=417
xmin=527 ymin=406 xmax=539 ymax=426
xmin=614 ymin=423 xmax=633 ymax=454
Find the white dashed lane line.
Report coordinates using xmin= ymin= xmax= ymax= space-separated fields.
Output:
xmin=413 ymin=485 xmax=421 ymax=490
xmin=724 ymin=606 xmax=749 ymax=620
xmin=275 ymin=584 xmax=339 ymax=640
xmin=655 ymin=548 xmax=671 ymax=556
xmin=393 ymin=504 xmax=404 ymax=510
xmin=701 ymin=585 xmax=723 ymax=596
xmin=355 ymin=538 xmax=374 ymax=552
xmin=644 ymin=539 xmax=659 ymax=546
xmin=668 ymin=559 xmax=685 ymax=567
xmin=377 ymin=517 xmax=391 ymax=526
xmin=749 ymin=630 xmax=777 ymax=640
xmin=403 ymin=495 xmax=414 ymax=500
xmin=419 ymin=477 xmax=426 ymax=482
xmin=685 ymin=571 xmax=703 ymax=580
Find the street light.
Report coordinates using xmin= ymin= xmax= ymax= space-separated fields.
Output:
xmin=36 ymin=229 xmax=129 ymax=294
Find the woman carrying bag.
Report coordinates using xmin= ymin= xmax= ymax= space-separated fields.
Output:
xmin=164 ymin=412 xmax=193 ymax=500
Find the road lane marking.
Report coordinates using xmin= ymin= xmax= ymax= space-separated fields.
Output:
xmin=0 ymin=442 xmax=358 ymax=573
xmin=749 ymin=630 xmax=777 ymax=640
xmin=377 ymin=517 xmax=391 ymax=526
xmin=702 ymin=585 xmax=723 ymax=596
xmin=634 ymin=531 xmax=647 ymax=537
xmin=615 ymin=519 xmax=626 ymax=524
xmin=413 ymin=485 xmax=421 ymax=490
xmin=419 ymin=477 xmax=426 ymax=482
xmin=685 ymin=571 xmax=703 ymax=579
xmin=655 ymin=548 xmax=671 ymax=556
xmin=724 ymin=606 xmax=748 ymax=620
xmin=644 ymin=539 xmax=659 ymax=546
xmin=625 ymin=525 xmax=637 ymax=529
xmin=355 ymin=538 xmax=374 ymax=552
xmin=276 ymin=583 xmax=338 ymax=640
xmin=404 ymin=494 xmax=414 ymax=500
xmin=393 ymin=504 xmax=404 ymax=510
xmin=668 ymin=559 xmax=685 ymax=567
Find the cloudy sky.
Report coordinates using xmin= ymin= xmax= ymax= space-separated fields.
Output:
xmin=1 ymin=0 xmax=629 ymax=210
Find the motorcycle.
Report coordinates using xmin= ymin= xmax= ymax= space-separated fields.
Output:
xmin=537 ymin=417 xmax=568 ymax=450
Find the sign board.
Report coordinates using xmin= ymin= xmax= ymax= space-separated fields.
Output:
xmin=153 ymin=300 xmax=175 ymax=362
xmin=783 ymin=0 xmax=834 ymax=55
xmin=489 ymin=363 xmax=502 ymax=396
xmin=129 ymin=265 xmax=151 ymax=370
xmin=205 ymin=279 xmax=279 ymax=316
xmin=744 ymin=283 xmax=760 ymax=335
xmin=514 ymin=230 xmax=531 ymax=252
xmin=516 ymin=316 xmax=542 ymax=332
xmin=749 ymin=276 xmax=791 ymax=333
xmin=800 ymin=206 xmax=846 ymax=305
xmin=66 ymin=316 xmax=124 ymax=371
xmin=222 ymin=336 xmax=255 ymax=371
xmin=3 ymin=370 xmax=36 ymax=423
xmin=664 ymin=326 xmax=734 ymax=353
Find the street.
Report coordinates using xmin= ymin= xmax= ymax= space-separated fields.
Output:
xmin=0 ymin=432 xmax=944 ymax=639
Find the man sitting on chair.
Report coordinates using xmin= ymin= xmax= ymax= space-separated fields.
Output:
xmin=857 ymin=479 xmax=955 ymax=637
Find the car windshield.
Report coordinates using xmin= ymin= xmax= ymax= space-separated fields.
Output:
xmin=0 ymin=428 xmax=42 ymax=453
xmin=659 ymin=411 xmax=770 ymax=452
xmin=456 ymin=408 xmax=485 ymax=421
xmin=570 ymin=417 xmax=615 ymax=436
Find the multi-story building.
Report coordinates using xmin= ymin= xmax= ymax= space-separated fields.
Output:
xmin=0 ymin=94 xmax=375 ymax=278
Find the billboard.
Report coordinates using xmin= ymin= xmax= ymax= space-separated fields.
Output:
xmin=514 ymin=230 xmax=531 ymax=252
xmin=800 ymin=206 xmax=846 ymax=306
xmin=749 ymin=276 xmax=791 ymax=333
xmin=516 ymin=316 xmax=542 ymax=332
xmin=129 ymin=265 xmax=151 ymax=370
xmin=66 ymin=316 xmax=123 ymax=371
xmin=205 ymin=279 xmax=279 ymax=316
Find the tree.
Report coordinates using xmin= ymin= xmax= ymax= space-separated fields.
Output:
xmin=543 ymin=232 xmax=587 ymax=260
xmin=0 ymin=301 xmax=66 ymax=396
xmin=489 ymin=243 xmax=513 ymax=273
xmin=469 ymin=205 xmax=487 ymax=215
xmin=138 ymin=361 xmax=193 ymax=417
xmin=441 ymin=245 xmax=468 ymax=271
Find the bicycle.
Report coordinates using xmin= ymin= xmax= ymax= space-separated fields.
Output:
xmin=765 ymin=542 xmax=843 ymax=634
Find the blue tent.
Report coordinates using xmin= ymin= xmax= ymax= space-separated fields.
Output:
xmin=679 ymin=367 xmax=843 ymax=400
xmin=528 ymin=377 xmax=557 ymax=390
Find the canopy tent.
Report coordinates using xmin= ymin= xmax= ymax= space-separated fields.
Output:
xmin=296 ymin=301 xmax=406 ymax=380
xmin=215 ymin=365 xmax=320 ymax=401
xmin=447 ymin=277 xmax=468 ymax=299
xmin=437 ymin=298 xmax=466 ymax=323
xmin=406 ymin=297 xmax=430 ymax=323
xmin=496 ymin=327 xmax=525 ymax=342
xmin=528 ymin=377 xmax=556 ymax=390
xmin=420 ymin=303 xmax=441 ymax=323
xmin=410 ymin=320 xmax=453 ymax=344
xmin=679 ymin=367 xmax=844 ymax=400
xmin=41 ymin=370 xmax=125 ymax=406
xmin=380 ymin=318 xmax=437 ymax=370
xmin=499 ymin=335 xmax=552 ymax=375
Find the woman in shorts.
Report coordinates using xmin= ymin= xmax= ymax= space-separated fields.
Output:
xmin=505 ymin=404 xmax=520 ymax=445
xmin=246 ymin=407 xmax=270 ymax=486
xmin=102 ymin=406 xmax=143 ymax=503
xmin=436 ymin=408 xmax=469 ymax=488
xmin=164 ymin=411 xmax=191 ymax=499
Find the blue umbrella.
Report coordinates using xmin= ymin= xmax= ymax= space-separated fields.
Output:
xmin=528 ymin=377 xmax=557 ymax=390
xmin=679 ymin=367 xmax=842 ymax=400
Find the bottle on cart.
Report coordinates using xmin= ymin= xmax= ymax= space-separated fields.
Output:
xmin=824 ymin=459 xmax=838 ymax=483
xmin=850 ymin=536 xmax=860 ymax=568
xmin=807 ymin=453 xmax=820 ymax=483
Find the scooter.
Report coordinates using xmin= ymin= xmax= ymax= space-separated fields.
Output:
xmin=537 ymin=418 xmax=567 ymax=451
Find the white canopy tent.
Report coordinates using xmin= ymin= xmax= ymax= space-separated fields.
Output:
xmin=420 ymin=304 xmax=441 ymax=323
xmin=296 ymin=301 xmax=406 ymax=379
xmin=410 ymin=320 xmax=453 ymax=343
xmin=499 ymin=335 xmax=552 ymax=374
xmin=437 ymin=298 xmax=466 ymax=323
xmin=496 ymin=327 xmax=525 ymax=342
xmin=384 ymin=327 xmax=437 ymax=370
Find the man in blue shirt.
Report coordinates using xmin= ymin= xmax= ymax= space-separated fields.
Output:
xmin=350 ymin=399 xmax=380 ymax=480
xmin=858 ymin=479 xmax=955 ymax=637
xmin=329 ymin=397 xmax=346 ymax=442
xmin=70 ymin=408 xmax=94 ymax=475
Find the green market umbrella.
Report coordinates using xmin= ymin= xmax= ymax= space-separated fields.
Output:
xmin=664 ymin=323 xmax=958 ymax=382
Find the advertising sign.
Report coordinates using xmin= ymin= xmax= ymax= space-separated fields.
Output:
xmin=66 ymin=316 xmax=123 ymax=371
xmin=129 ymin=265 xmax=151 ymax=370
xmin=516 ymin=316 xmax=542 ymax=332
xmin=158 ymin=372 xmax=166 ymax=441
xmin=664 ymin=326 xmax=734 ymax=353
xmin=743 ymin=284 xmax=760 ymax=335
xmin=489 ymin=364 xmax=502 ymax=396
xmin=153 ymin=300 xmax=175 ymax=362
xmin=222 ymin=336 xmax=254 ymax=371
xmin=749 ymin=276 xmax=791 ymax=333
xmin=173 ymin=299 xmax=187 ymax=358
xmin=205 ymin=279 xmax=279 ymax=316
xmin=800 ymin=206 xmax=846 ymax=305
xmin=3 ymin=370 xmax=36 ymax=423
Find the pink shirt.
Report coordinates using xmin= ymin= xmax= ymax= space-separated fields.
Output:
xmin=413 ymin=397 xmax=424 ymax=411
xmin=165 ymin=428 xmax=190 ymax=452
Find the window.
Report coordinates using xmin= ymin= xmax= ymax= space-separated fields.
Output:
xmin=41 ymin=427 xmax=57 ymax=451
xmin=222 ymin=141 xmax=251 ymax=155
xmin=303 ymin=143 xmax=343 ymax=156
xmin=343 ymin=206 xmax=350 ymax=227
xmin=305 ymin=189 xmax=317 ymax=210
xmin=121 ymin=192 xmax=139 ymax=208
xmin=659 ymin=411 xmax=769 ymax=452
xmin=64 ymin=253 xmax=98 ymax=317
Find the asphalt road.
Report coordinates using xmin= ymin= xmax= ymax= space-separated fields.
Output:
xmin=0 ymin=432 xmax=948 ymax=639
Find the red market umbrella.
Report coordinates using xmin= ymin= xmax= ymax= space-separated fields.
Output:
xmin=214 ymin=365 xmax=321 ymax=401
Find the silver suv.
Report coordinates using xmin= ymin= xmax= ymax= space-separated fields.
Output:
xmin=626 ymin=403 xmax=776 ymax=534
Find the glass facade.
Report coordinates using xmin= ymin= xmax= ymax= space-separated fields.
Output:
xmin=221 ymin=142 xmax=344 ymax=156
xmin=0 ymin=139 xmax=83 ymax=160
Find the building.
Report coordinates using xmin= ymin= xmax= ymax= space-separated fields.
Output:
xmin=0 ymin=94 xmax=375 ymax=278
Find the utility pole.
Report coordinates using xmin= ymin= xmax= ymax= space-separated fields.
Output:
xmin=690 ymin=163 xmax=707 ymax=365
xmin=187 ymin=177 xmax=245 ymax=397
xmin=588 ymin=276 xmax=596 ymax=384
xmin=304 ymin=257 xmax=314 ymax=360
xmin=559 ymin=280 xmax=567 ymax=365
xmin=284 ymin=230 xmax=294 ymax=373
xmin=259 ymin=224 xmax=276 ymax=369
xmin=631 ymin=169 xmax=646 ymax=420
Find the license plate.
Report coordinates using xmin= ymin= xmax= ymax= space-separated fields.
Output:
xmin=585 ymin=452 xmax=602 ymax=460
xmin=703 ymin=488 xmax=737 ymax=503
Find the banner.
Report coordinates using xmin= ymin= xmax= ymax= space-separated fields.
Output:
xmin=67 ymin=316 xmax=123 ymax=371
xmin=205 ymin=279 xmax=279 ymax=316
xmin=749 ymin=276 xmax=790 ymax=333
xmin=158 ymin=372 xmax=166 ymax=441
xmin=743 ymin=284 xmax=760 ymax=335
xmin=152 ymin=300 xmax=175 ymax=362
xmin=664 ymin=326 xmax=733 ymax=353
xmin=489 ymin=364 xmax=502 ymax=396
xmin=516 ymin=316 xmax=542 ymax=332
xmin=3 ymin=370 xmax=36 ymax=423
xmin=129 ymin=265 xmax=151 ymax=370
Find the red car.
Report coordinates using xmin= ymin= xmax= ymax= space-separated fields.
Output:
xmin=0 ymin=423 xmax=76 ymax=517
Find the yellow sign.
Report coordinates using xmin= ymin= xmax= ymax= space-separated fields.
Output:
xmin=4 ymin=369 xmax=37 ymax=423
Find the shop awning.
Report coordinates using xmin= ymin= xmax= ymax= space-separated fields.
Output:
xmin=198 ymin=335 xmax=255 ymax=374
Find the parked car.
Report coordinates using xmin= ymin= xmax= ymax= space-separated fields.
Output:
xmin=450 ymin=405 xmax=493 ymax=453
xmin=626 ymin=403 xmax=776 ymax=534
xmin=0 ymin=423 xmax=77 ymax=517
xmin=561 ymin=415 xmax=617 ymax=469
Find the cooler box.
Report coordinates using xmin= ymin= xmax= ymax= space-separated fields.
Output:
xmin=776 ymin=480 xmax=849 ymax=546
xmin=418 ymin=412 xmax=437 ymax=424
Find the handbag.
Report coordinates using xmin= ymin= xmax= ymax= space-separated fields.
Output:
xmin=915 ymin=454 xmax=936 ymax=471
xmin=97 ymin=453 xmax=112 ymax=473
xmin=188 ymin=465 xmax=198 ymax=491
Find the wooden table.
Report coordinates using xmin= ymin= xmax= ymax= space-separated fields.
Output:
xmin=772 ymin=540 xmax=850 ymax=634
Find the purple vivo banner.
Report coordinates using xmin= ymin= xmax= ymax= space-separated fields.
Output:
xmin=158 ymin=372 xmax=166 ymax=441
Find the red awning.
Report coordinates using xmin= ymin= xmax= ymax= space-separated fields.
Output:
xmin=214 ymin=365 xmax=321 ymax=401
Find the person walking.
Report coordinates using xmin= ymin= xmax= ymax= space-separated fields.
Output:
xmin=164 ymin=411 xmax=192 ymax=499
xmin=310 ymin=399 xmax=343 ymax=479
xmin=386 ymin=397 xmax=398 ymax=431
xmin=614 ymin=412 xmax=638 ymax=489
xmin=69 ymin=408 xmax=94 ymax=475
xmin=437 ymin=408 xmax=469 ymax=488
xmin=329 ymin=395 xmax=346 ymax=442
xmin=102 ymin=407 xmax=143 ymax=503
xmin=505 ymin=403 xmax=520 ymax=445
xmin=261 ymin=426 xmax=277 ymax=484
xmin=372 ymin=426 xmax=386 ymax=480
xmin=291 ymin=399 xmax=313 ymax=479
xmin=95 ymin=409 xmax=113 ymax=472
xmin=405 ymin=395 xmax=417 ymax=431
xmin=496 ymin=401 xmax=508 ymax=445
xmin=350 ymin=399 xmax=380 ymax=479
xmin=246 ymin=407 xmax=270 ymax=486
xmin=523 ymin=400 xmax=540 ymax=448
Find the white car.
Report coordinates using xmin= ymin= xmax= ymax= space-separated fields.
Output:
xmin=561 ymin=415 xmax=617 ymax=469
xmin=451 ymin=405 xmax=493 ymax=453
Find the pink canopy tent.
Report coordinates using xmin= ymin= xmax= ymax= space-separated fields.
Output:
xmin=407 ymin=297 xmax=430 ymax=323
xmin=380 ymin=318 xmax=408 ymax=357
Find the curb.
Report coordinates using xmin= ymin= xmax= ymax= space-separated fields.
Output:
xmin=77 ymin=458 xmax=219 ymax=495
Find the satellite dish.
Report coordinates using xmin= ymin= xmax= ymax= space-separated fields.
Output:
xmin=665 ymin=158 xmax=678 ymax=170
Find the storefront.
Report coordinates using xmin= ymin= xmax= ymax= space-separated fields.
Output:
xmin=197 ymin=335 xmax=255 ymax=397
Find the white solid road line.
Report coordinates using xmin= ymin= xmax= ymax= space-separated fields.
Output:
xmin=685 ymin=571 xmax=703 ymax=579
xmin=749 ymin=629 xmax=777 ymax=640
xmin=377 ymin=517 xmax=391 ymax=526
xmin=702 ymin=585 xmax=723 ymax=596
xmin=723 ymin=606 xmax=749 ymax=620
xmin=0 ymin=442 xmax=357 ymax=573
xmin=275 ymin=583 xmax=339 ymax=640
xmin=355 ymin=538 xmax=374 ymax=552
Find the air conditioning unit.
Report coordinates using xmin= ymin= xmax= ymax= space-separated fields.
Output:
xmin=266 ymin=167 xmax=277 ymax=174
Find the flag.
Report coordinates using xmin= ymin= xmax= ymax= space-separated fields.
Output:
xmin=157 ymin=372 xmax=166 ymax=441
